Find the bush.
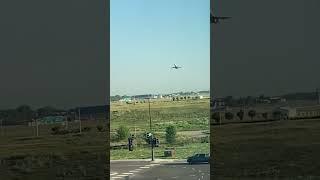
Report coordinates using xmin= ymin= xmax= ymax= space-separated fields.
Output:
xmin=237 ymin=110 xmax=244 ymax=120
xmin=82 ymin=127 xmax=91 ymax=132
xmin=211 ymin=112 xmax=220 ymax=123
xmin=116 ymin=125 xmax=129 ymax=141
xmin=56 ymin=130 xmax=69 ymax=135
xmin=262 ymin=112 xmax=268 ymax=120
xmin=96 ymin=125 xmax=104 ymax=132
xmin=248 ymin=110 xmax=256 ymax=120
xmin=51 ymin=126 xmax=61 ymax=134
xmin=165 ymin=125 xmax=176 ymax=144
xmin=225 ymin=112 xmax=234 ymax=120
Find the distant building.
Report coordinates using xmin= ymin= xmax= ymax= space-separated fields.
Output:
xmin=75 ymin=105 xmax=109 ymax=121
xmin=269 ymin=97 xmax=286 ymax=103
xmin=28 ymin=116 xmax=65 ymax=126
xmin=273 ymin=105 xmax=320 ymax=119
xmin=119 ymin=97 xmax=132 ymax=102
xmin=296 ymin=105 xmax=320 ymax=118
xmin=211 ymin=98 xmax=226 ymax=111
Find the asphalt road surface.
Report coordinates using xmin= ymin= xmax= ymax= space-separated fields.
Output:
xmin=110 ymin=160 xmax=210 ymax=180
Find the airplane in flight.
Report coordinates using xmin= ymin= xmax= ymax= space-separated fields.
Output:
xmin=171 ymin=64 xmax=182 ymax=69
xmin=210 ymin=10 xmax=231 ymax=24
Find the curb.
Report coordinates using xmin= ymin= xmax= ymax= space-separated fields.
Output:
xmin=110 ymin=159 xmax=186 ymax=163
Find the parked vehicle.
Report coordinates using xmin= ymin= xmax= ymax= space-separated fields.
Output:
xmin=187 ymin=153 xmax=210 ymax=164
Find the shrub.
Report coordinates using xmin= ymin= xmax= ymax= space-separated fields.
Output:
xmin=225 ymin=112 xmax=234 ymax=120
xmin=262 ymin=112 xmax=268 ymax=120
xmin=116 ymin=125 xmax=129 ymax=141
xmin=165 ymin=125 xmax=176 ymax=144
xmin=96 ymin=125 xmax=104 ymax=132
xmin=82 ymin=127 xmax=91 ymax=132
xmin=51 ymin=126 xmax=61 ymax=134
xmin=248 ymin=110 xmax=256 ymax=120
xmin=211 ymin=112 xmax=220 ymax=123
xmin=237 ymin=110 xmax=244 ymax=120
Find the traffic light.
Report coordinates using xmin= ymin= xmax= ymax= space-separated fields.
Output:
xmin=128 ymin=137 xmax=133 ymax=151
xmin=152 ymin=137 xmax=160 ymax=147
xmin=146 ymin=132 xmax=152 ymax=138
xmin=146 ymin=132 xmax=153 ymax=144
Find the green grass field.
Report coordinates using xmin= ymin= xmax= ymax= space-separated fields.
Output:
xmin=212 ymin=118 xmax=320 ymax=179
xmin=0 ymin=121 xmax=109 ymax=180
xmin=110 ymin=99 xmax=210 ymax=160
xmin=111 ymin=99 xmax=210 ymax=132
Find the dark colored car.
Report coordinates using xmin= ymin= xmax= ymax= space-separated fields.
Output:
xmin=187 ymin=153 xmax=210 ymax=164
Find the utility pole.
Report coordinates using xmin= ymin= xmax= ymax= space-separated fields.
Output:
xmin=148 ymin=98 xmax=154 ymax=161
xmin=79 ymin=108 xmax=82 ymax=134
xmin=66 ymin=116 xmax=68 ymax=129
xmin=36 ymin=118 xmax=39 ymax=137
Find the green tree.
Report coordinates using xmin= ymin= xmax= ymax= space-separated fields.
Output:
xmin=262 ymin=112 xmax=268 ymax=120
xmin=237 ymin=110 xmax=244 ymax=120
xmin=16 ymin=105 xmax=34 ymax=124
xmin=165 ymin=125 xmax=176 ymax=144
xmin=225 ymin=112 xmax=234 ymax=120
xmin=97 ymin=125 xmax=104 ymax=132
xmin=116 ymin=125 xmax=129 ymax=141
xmin=248 ymin=110 xmax=256 ymax=120
xmin=211 ymin=112 xmax=220 ymax=123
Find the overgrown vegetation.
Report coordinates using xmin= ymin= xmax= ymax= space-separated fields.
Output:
xmin=165 ymin=125 xmax=176 ymax=144
xmin=116 ymin=125 xmax=130 ymax=141
xmin=212 ymin=118 xmax=320 ymax=177
xmin=0 ymin=120 xmax=108 ymax=179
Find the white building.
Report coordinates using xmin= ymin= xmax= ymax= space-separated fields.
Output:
xmin=274 ymin=105 xmax=320 ymax=119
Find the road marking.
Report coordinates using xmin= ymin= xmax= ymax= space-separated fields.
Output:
xmin=140 ymin=166 xmax=150 ymax=169
xmin=123 ymin=173 xmax=134 ymax=175
xmin=129 ymin=170 xmax=139 ymax=173
xmin=110 ymin=172 xmax=119 ymax=176
xmin=134 ymin=169 xmax=142 ymax=171
xmin=149 ymin=164 xmax=160 ymax=167
xmin=111 ymin=177 xmax=123 ymax=179
xmin=116 ymin=174 xmax=129 ymax=177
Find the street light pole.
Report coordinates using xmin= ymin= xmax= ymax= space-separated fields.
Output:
xmin=148 ymin=98 xmax=154 ymax=161
xmin=79 ymin=108 xmax=82 ymax=134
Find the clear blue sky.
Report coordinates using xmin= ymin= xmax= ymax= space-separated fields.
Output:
xmin=111 ymin=0 xmax=210 ymax=96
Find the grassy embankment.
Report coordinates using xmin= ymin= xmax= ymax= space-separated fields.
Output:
xmin=212 ymin=118 xmax=320 ymax=179
xmin=0 ymin=121 xmax=109 ymax=180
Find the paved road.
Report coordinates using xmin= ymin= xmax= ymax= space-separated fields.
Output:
xmin=110 ymin=160 xmax=210 ymax=180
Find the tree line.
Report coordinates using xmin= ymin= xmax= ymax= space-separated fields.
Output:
xmin=0 ymin=105 xmax=70 ymax=125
